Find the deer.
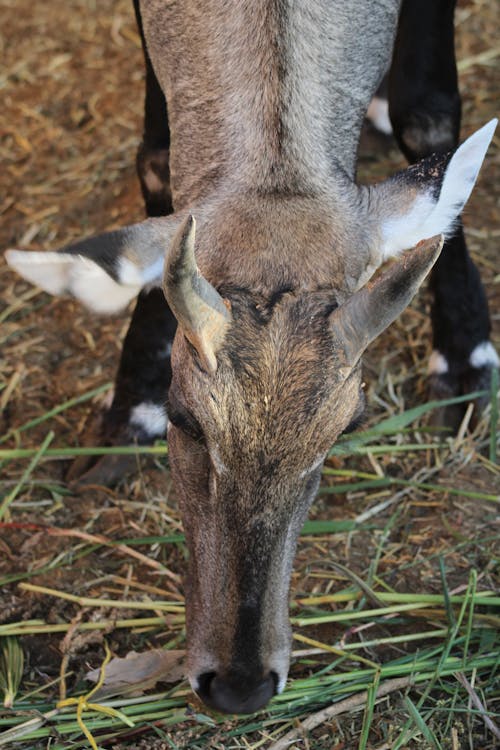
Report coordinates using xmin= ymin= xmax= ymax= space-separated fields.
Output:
xmin=5 ymin=0 xmax=497 ymax=714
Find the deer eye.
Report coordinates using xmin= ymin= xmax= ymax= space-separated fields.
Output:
xmin=166 ymin=398 xmax=204 ymax=441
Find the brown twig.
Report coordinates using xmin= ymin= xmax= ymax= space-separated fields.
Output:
xmin=0 ymin=521 xmax=180 ymax=582
xmin=454 ymin=672 xmax=500 ymax=741
xmin=268 ymin=677 xmax=413 ymax=750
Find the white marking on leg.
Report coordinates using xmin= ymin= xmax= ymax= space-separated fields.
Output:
xmin=469 ymin=341 xmax=500 ymax=369
xmin=130 ymin=402 xmax=168 ymax=436
xmin=366 ymin=96 xmax=392 ymax=135
xmin=428 ymin=350 xmax=449 ymax=375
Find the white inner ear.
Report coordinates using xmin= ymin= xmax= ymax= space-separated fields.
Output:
xmin=69 ymin=257 xmax=140 ymax=313
xmin=6 ymin=250 xmax=140 ymax=314
xmin=6 ymin=250 xmax=74 ymax=295
xmin=118 ymin=255 xmax=164 ymax=286
xmin=422 ymin=118 xmax=498 ymax=239
xmin=381 ymin=193 xmax=436 ymax=259
xmin=381 ymin=118 xmax=497 ymax=259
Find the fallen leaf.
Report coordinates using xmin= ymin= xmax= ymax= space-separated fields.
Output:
xmin=86 ymin=649 xmax=185 ymax=699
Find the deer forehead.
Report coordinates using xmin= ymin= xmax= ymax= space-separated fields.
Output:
xmin=171 ymin=296 xmax=361 ymax=460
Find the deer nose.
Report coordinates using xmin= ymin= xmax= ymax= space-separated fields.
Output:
xmin=196 ymin=670 xmax=277 ymax=714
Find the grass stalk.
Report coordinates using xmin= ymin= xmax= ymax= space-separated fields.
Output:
xmin=0 ymin=383 xmax=112 ymax=445
xmin=0 ymin=444 xmax=168 ymax=460
xmin=0 ymin=431 xmax=54 ymax=520
xmin=18 ymin=582 xmax=184 ymax=613
xmin=0 ymin=617 xmax=171 ymax=637
xmin=403 ymin=696 xmax=442 ymax=749
xmin=319 ymin=475 xmax=499 ymax=502
xmin=3 ymin=649 xmax=497 ymax=748
xmin=329 ymin=390 xmax=487 ymax=457
xmin=0 ymin=638 xmax=23 ymax=708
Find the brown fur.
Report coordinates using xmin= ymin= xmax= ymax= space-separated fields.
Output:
xmin=167 ymin=284 xmax=364 ymax=686
xmin=137 ymin=0 xmax=446 ymax=702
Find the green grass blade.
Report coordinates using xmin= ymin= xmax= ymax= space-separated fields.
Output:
xmin=439 ymin=556 xmax=455 ymax=628
xmin=358 ymin=671 xmax=380 ymax=750
xmin=0 ymin=431 xmax=54 ymax=520
xmin=0 ymin=444 xmax=168 ymax=461
xmin=0 ymin=383 xmax=112 ymax=445
xmin=0 ymin=638 xmax=24 ymax=708
xmin=330 ymin=390 xmax=487 ymax=455
xmin=403 ymin=696 xmax=442 ymax=750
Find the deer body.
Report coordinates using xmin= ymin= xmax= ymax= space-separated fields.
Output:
xmin=138 ymin=1 xmax=393 ymax=710
xmin=6 ymin=0 xmax=496 ymax=715
xmin=138 ymin=0 xmax=400 ymax=306
xmin=141 ymin=0 xmax=398 ymax=203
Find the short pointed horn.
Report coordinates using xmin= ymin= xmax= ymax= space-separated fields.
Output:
xmin=331 ymin=234 xmax=444 ymax=369
xmin=163 ymin=215 xmax=231 ymax=373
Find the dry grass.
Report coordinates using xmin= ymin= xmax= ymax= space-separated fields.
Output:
xmin=0 ymin=0 xmax=499 ymax=748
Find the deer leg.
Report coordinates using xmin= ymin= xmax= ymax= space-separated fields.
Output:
xmin=388 ymin=0 xmax=498 ymax=432
xmin=68 ymin=0 xmax=176 ymax=485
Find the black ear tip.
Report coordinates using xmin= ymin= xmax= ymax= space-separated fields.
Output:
xmin=183 ymin=213 xmax=196 ymax=233
xmin=175 ymin=214 xmax=196 ymax=249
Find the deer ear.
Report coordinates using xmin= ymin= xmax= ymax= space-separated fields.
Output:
xmin=331 ymin=234 xmax=444 ymax=369
xmin=370 ymin=119 xmax=496 ymax=260
xmin=5 ymin=216 xmax=182 ymax=314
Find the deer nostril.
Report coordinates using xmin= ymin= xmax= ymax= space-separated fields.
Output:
xmin=269 ymin=670 xmax=279 ymax=693
xmin=196 ymin=670 xmax=216 ymax=697
xmin=195 ymin=670 xmax=277 ymax=714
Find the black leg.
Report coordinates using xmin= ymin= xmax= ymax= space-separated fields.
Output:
xmin=427 ymin=224 xmax=495 ymax=429
xmin=389 ymin=0 xmax=461 ymax=164
xmin=389 ymin=0 xmax=497 ymax=431
xmin=133 ymin=0 xmax=173 ymax=218
xmin=69 ymin=0 xmax=176 ymax=484
xmin=106 ymin=287 xmax=177 ymax=443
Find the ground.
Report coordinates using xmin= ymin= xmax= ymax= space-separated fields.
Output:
xmin=0 ymin=0 xmax=499 ymax=748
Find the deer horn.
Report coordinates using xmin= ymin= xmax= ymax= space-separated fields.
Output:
xmin=163 ymin=214 xmax=231 ymax=373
